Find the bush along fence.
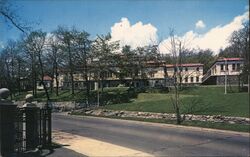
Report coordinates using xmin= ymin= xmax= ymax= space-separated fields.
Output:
xmin=0 ymin=88 xmax=52 ymax=157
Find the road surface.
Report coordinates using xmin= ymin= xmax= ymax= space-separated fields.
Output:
xmin=52 ymin=113 xmax=249 ymax=156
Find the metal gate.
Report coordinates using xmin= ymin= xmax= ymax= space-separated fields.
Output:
xmin=39 ymin=108 xmax=52 ymax=148
xmin=14 ymin=108 xmax=26 ymax=153
xmin=14 ymin=107 xmax=52 ymax=154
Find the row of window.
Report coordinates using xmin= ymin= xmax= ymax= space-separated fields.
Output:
xmin=183 ymin=76 xmax=200 ymax=83
xmin=174 ymin=67 xmax=200 ymax=72
xmin=220 ymin=63 xmax=240 ymax=71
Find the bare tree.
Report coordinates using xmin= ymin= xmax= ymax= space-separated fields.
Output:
xmin=0 ymin=40 xmax=28 ymax=98
xmin=47 ymin=34 xmax=63 ymax=96
xmin=162 ymin=29 xmax=191 ymax=124
xmin=74 ymin=30 xmax=92 ymax=105
xmin=54 ymin=26 xmax=77 ymax=95
xmin=0 ymin=0 xmax=30 ymax=33
xmin=23 ymin=31 xmax=50 ymax=102
xmin=169 ymin=29 xmax=182 ymax=124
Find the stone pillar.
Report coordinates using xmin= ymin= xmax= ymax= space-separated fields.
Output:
xmin=0 ymin=88 xmax=17 ymax=157
xmin=22 ymin=94 xmax=39 ymax=150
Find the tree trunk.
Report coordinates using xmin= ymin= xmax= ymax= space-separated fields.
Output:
xmin=70 ymin=70 xmax=74 ymax=95
xmin=175 ymin=83 xmax=181 ymax=124
xmin=85 ymin=72 xmax=90 ymax=106
xmin=51 ymin=67 xmax=54 ymax=94
xmin=17 ymin=60 xmax=21 ymax=94
xmin=248 ymin=75 xmax=250 ymax=94
xmin=38 ymin=51 xmax=50 ymax=103
xmin=55 ymin=64 xmax=59 ymax=96
xmin=238 ymin=75 xmax=241 ymax=92
xmin=68 ymin=44 xmax=74 ymax=95
xmin=34 ymin=71 xmax=37 ymax=97
xmin=5 ymin=61 xmax=13 ymax=99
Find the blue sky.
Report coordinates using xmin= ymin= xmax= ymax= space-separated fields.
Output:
xmin=0 ymin=0 xmax=249 ymax=53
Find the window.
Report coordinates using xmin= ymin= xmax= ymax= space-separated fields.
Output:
xmin=179 ymin=67 xmax=183 ymax=72
xmin=196 ymin=77 xmax=199 ymax=82
xmin=220 ymin=64 xmax=224 ymax=71
xmin=74 ymin=83 xmax=78 ymax=88
xmin=164 ymin=67 xmax=167 ymax=73
xmin=185 ymin=67 xmax=188 ymax=71
xmin=108 ymin=72 xmax=112 ymax=78
xmin=226 ymin=64 xmax=228 ymax=71
xmin=190 ymin=77 xmax=193 ymax=83
xmin=232 ymin=64 xmax=236 ymax=70
xmin=237 ymin=63 xmax=240 ymax=70
xmin=185 ymin=77 xmax=188 ymax=83
xmin=196 ymin=67 xmax=199 ymax=71
xmin=116 ymin=74 xmax=120 ymax=78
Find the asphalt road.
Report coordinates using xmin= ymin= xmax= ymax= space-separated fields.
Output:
xmin=52 ymin=114 xmax=250 ymax=156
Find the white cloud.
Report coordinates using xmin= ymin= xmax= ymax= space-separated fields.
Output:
xmin=111 ymin=17 xmax=158 ymax=49
xmin=159 ymin=11 xmax=249 ymax=55
xmin=195 ymin=20 xmax=206 ymax=29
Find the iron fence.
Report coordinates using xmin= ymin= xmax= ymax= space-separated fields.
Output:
xmin=14 ymin=107 xmax=52 ymax=154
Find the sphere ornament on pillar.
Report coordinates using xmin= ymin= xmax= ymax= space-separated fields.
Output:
xmin=23 ymin=94 xmax=37 ymax=107
xmin=25 ymin=94 xmax=33 ymax=103
xmin=0 ymin=88 xmax=10 ymax=101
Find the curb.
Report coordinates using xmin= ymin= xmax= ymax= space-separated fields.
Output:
xmin=56 ymin=113 xmax=250 ymax=137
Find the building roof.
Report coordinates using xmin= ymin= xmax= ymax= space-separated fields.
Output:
xmin=165 ymin=63 xmax=203 ymax=68
xmin=43 ymin=75 xmax=53 ymax=81
xmin=205 ymin=57 xmax=244 ymax=75
xmin=210 ymin=58 xmax=244 ymax=68
xmin=217 ymin=58 xmax=244 ymax=62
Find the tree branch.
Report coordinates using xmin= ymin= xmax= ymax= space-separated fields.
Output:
xmin=0 ymin=10 xmax=27 ymax=33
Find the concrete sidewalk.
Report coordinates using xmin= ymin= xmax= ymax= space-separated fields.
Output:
xmin=52 ymin=130 xmax=153 ymax=157
xmin=19 ymin=145 xmax=87 ymax=157
xmin=40 ymin=147 xmax=87 ymax=157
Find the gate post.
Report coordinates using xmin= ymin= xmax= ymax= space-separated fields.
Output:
xmin=0 ymin=88 xmax=17 ymax=157
xmin=22 ymin=94 xmax=39 ymax=150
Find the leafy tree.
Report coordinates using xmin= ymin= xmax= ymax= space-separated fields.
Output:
xmin=91 ymin=33 xmax=119 ymax=105
xmin=219 ymin=22 xmax=249 ymax=92
xmin=181 ymin=49 xmax=215 ymax=73
xmin=229 ymin=22 xmax=249 ymax=92
xmin=120 ymin=45 xmax=138 ymax=87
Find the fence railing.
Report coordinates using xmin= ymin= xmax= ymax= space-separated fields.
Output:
xmin=14 ymin=107 xmax=52 ymax=154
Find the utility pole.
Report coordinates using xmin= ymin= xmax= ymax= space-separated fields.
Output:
xmin=224 ymin=58 xmax=227 ymax=94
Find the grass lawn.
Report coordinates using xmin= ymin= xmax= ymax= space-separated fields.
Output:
xmin=13 ymin=87 xmax=130 ymax=102
xmin=13 ymin=89 xmax=88 ymax=102
xmin=14 ymin=86 xmax=249 ymax=118
xmin=103 ymin=86 xmax=249 ymax=118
